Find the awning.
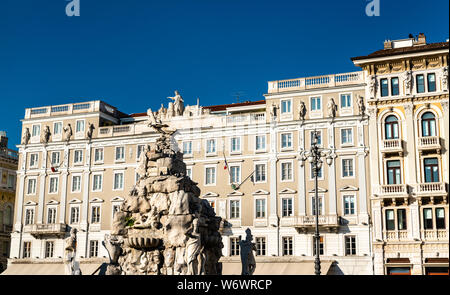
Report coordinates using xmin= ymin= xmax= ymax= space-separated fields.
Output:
xmin=221 ymin=260 xmax=334 ymax=275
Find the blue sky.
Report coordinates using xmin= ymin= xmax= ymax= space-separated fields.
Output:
xmin=0 ymin=0 xmax=448 ymax=147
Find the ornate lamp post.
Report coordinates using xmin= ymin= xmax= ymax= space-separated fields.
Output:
xmin=300 ymin=130 xmax=333 ymax=275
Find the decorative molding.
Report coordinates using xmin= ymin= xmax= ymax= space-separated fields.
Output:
xmin=202 ymin=192 xmax=219 ymax=198
xmin=89 ymin=198 xmax=104 ymax=203
xmin=278 ymin=188 xmax=297 ymax=194
xmin=227 ymin=191 xmax=244 ymax=197
xmin=252 ymin=189 xmax=270 ymax=196
xmin=340 ymin=185 xmax=359 ymax=192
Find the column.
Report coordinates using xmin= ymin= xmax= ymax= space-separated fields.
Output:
xmin=59 ymin=171 xmax=69 ymax=224
xmin=13 ymin=174 xmax=25 ymax=232
xmin=441 ymin=101 xmax=449 ymax=184
xmin=404 ymin=104 xmax=417 ymax=183
xmin=409 ymin=199 xmax=421 ymax=240
xmin=37 ymin=147 xmax=47 ymax=224
xmin=372 ymin=200 xmax=383 ymax=241
xmin=298 ymin=126 xmax=306 ymax=216
xmin=367 ymin=107 xmax=380 ymax=192
xmin=268 ymin=120 xmax=279 ymax=256
xmin=357 ymin=150 xmax=369 ymax=224
xmin=327 ymin=123 xmax=337 ymax=215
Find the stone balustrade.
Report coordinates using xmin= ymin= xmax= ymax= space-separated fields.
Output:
xmin=376 ymin=184 xmax=408 ymax=196
xmin=381 ymin=138 xmax=403 ymax=153
xmin=384 ymin=230 xmax=409 ymax=241
xmin=294 ymin=215 xmax=339 ymax=229
xmin=422 ymin=229 xmax=448 ymax=241
xmin=415 ymin=182 xmax=447 ymax=195
xmin=418 ymin=136 xmax=441 ymax=150
xmin=27 ymin=223 xmax=67 ymax=238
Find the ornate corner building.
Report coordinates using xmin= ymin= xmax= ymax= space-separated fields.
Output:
xmin=352 ymin=33 xmax=449 ymax=275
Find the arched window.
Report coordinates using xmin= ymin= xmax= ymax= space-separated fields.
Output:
xmin=385 ymin=115 xmax=399 ymax=139
xmin=421 ymin=112 xmax=436 ymax=137
xmin=5 ymin=206 xmax=12 ymax=225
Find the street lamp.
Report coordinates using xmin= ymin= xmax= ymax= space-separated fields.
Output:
xmin=300 ymin=130 xmax=334 ymax=275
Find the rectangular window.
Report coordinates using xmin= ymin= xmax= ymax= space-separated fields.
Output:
xmin=436 ymin=208 xmax=445 ymax=229
xmin=340 ymin=94 xmax=351 ymax=108
xmin=381 ymin=78 xmax=389 ymax=97
xmin=92 ymin=174 xmax=103 ymax=191
xmin=387 ymin=160 xmax=401 ymax=184
xmin=32 ymin=125 xmax=41 ymax=137
xmin=311 ymin=97 xmax=321 ymax=111
xmin=45 ymin=242 xmax=54 ymax=258
xmin=255 ymin=164 xmax=266 ymax=182
xmin=312 ymin=196 xmax=323 ymax=216
xmin=72 ymin=175 xmax=81 ymax=192
xmin=427 ymin=73 xmax=436 ymax=92
xmin=281 ymin=133 xmax=292 ymax=149
xmin=205 ymin=167 xmax=216 ymax=185
xmin=416 ymin=74 xmax=425 ymax=93
xmin=25 ymin=208 xmax=34 ymax=225
xmin=424 ymin=158 xmax=439 ymax=183
xmin=385 ymin=209 xmax=395 ymax=230
xmin=49 ymin=177 xmax=58 ymax=194
xmin=7 ymin=175 xmax=15 ymax=189
xmin=23 ymin=242 xmax=31 ymax=258
xmin=206 ymin=139 xmax=216 ymax=154
xmin=255 ymin=199 xmax=266 ymax=218
xmin=311 ymin=131 xmax=322 ymax=146
xmin=136 ymin=145 xmax=145 ymax=160
xmin=114 ymin=172 xmax=124 ymax=190
xmin=76 ymin=120 xmax=85 ymax=133
xmin=51 ymin=152 xmax=60 ymax=166
xmin=30 ymin=154 xmax=39 ymax=168
xmin=70 ymin=207 xmax=80 ymax=224
xmin=230 ymin=200 xmax=240 ymax=219
xmin=391 ymin=77 xmax=399 ymax=96
xmin=94 ymin=148 xmax=104 ymax=163
xmin=89 ymin=240 xmax=99 ymax=258
xmin=230 ymin=237 xmax=240 ymax=256
xmin=91 ymin=206 xmax=101 ymax=223
xmin=343 ymin=195 xmax=355 ymax=215
xmin=74 ymin=150 xmax=83 ymax=164
xmin=423 ymin=208 xmax=433 ymax=229
xmin=230 ymin=166 xmax=240 ymax=184
xmin=231 ymin=137 xmax=241 ymax=152
xmin=282 ymin=237 xmax=293 ymax=256
xmin=341 ymin=128 xmax=353 ymax=145
xmin=186 ymin=167 xmax=192 ymax=179
xmin=115 ymin=146 xmax=125 ymax=161
xmin=255 ymin=237 xmax=266 ymax=256
xmin=397 ymin=209 xmax=407 ymax=230
xmin=342 ymin=159 xmax=354 ymax=177
xmin=281 ymin=99 xmax=292 ymax=113
xmin=313 ymin=236 xmax=324 ymax=256
xmin=183 ymin=141 xmax=192 ymax=155
xmin=311 ymin=164 xmax=323 ymax=179
xmin=27 ymin=178 xmax=37 ymax=194
xmin=255 ymin=135 xmax=266 ymax=151
xmin=345 ymin=236 xmax=356 ymax=256
xmin=53 ymin=122 xmax=62 ymax=135
xmin=282 ymin=198 xmax=293 ymax=217
xmin=281 ymin=162 xmax=293 ymax=181
xmin=47 ymin=208 xmax=56 ymax=224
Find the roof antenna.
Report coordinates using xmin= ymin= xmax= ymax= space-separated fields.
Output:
xmin=232 ymin=91 xmax=245 ymax=104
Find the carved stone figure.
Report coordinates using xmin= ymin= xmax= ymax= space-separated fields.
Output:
xmin=184 ymin=217 xmax=202 ymax=275
xmin=42 ymin=126 xmax=51 ymax=144
xmin=298 ymin=101 xmax=306 ymax=121
xmin=64 ymin=228 xmax=81 ymax=275
xmin=442 ymin=66 xmax=449 ymax=91
xmin=369 ymin=75 xmax=377 ymax=98
xmin=404 ymin=70 xmax=413 ymax=95
xmin=147 ymin=108 xmax=162 ymax=126
xmin=358 ymin=95 xmax=366 ymax=116
xmin=63 ymin=124 xmax=73 ymax=142
xmin=270 ymin=103 xmax=278 ymax=120
xmin=327 ymin=97 xmax=337 ymax=118
xmin=22 ymin=128 xmax=31 ymax=145
xmin=87 ymin=122 xmax=95 ymax=140
xmin=168 ymin=90 xmax=185 ymax=116
xmin=239 ymin=228 xmax=256 ymax=275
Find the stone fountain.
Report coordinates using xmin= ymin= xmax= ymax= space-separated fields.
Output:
xmin=103 ymin=119 xmax=223 ymax=275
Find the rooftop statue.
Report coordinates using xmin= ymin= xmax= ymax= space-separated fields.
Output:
xmin=327 ymin=97 xmax=337 ymax=118
xmin=22 ymin=128 xmax=31 ymax=145
xmin=168 ymin=90 xmax=185 ymax=117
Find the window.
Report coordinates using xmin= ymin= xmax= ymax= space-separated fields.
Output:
xmin=30 ymin=154 xmax=39 ymax=168
xmin=89 ymin=240 xmax=99 ymax=258
xmin=51 ymin=152 xmax=60 ymax=166
xmin=113 ymin=172 xmax=124 ymax=190
xmin=342 ymin=159 xmax=354 ymax=177
xmin=205 ymin=167 xmax=216 ymax=185
xmin=136 ymin=145 xmax=145 ymax=160
xmin=427 ymin=73 xmax=436 ymax=92
xmin=94 ymin=148 xmax=104 ymax=163
xmin=311 ymin=97 xmax=321 ymax=111
xmin=340 ymin=94 xmax=351 ymax=108
xmin=115 ymin=146 xmax=125 ymax=161
xmin=282 ymin=198 xmax=293 ymax=217
xmin=255 ymin=164 xmax=266 ymax=182
xmin=72 ymin=175 xmax=81 ymax=192
xmin=255 ymin=135 xmax=266 ymax=151
xmin=312 ymin=196 xmax=324 ymax=216
xmin=423 ymin=208 xmax=433 ymax=229
xmin=381 ymin=78 xmax=389 ymax=97
xmin=281 ymin=99 xmax=292 ymax=113
xmin=186 ymin=167 xmax=192 ymax=179
xmin=7 ymin=175 xmax=15 ymax=189
xmin=281 ymin=162 xmax=293 ymax=181
xmin=230 ymin=166 xmax=240 ymax=184
xmin=312 ymin=236 xmax=324 ymax=256
xmin=341 ymin=128 xmax=353 ymax=145
xmin=25 ymin=208 xmax=34 ymax=225
xmin=282 ymin=237 xmax=293 ymax=256
xmin=91 ymin=206 xmax=101 ymax=223
xmin=206 ymin=139 xmax=216 ymax=154
xmin=281 ymin=133 xmax=292 ymax=149
xmin=92 ymin=174 xmax=103 ymax=191
xmin=27 ymin=178 xmax=37 ymax=194
xmin=230 ymin=237 xmax=240 ymax=256
xmin=45 ymin=242 xmax=54 ymax=258
xmin=183 ymin=141 xmax=192 ymax=155
xmin=255 ymin=199 xmax=266 ymax=218
xmin=255 ymin=237 xmax=266 ymax=256
xmin=76 ymin=120 xmax=85 ymax=133
xmin=421 ymin=112 xmax=436 ymax=137
xmin=230 ymin=200 xmax=240 ymax=219
xmin=387 ymin=160 xmax=401 ymax=184
xmin=385 ymin=209 xmax=395 ymax=230
xmin=311 ymin=131 xmax=322 ymax=146
xmin=47 ymin=208 xmax=56 ymax=224
xmin=32 ymin=125 xmax=41 ymax=137
xmin=23 ymin=242 xmax=31 ymax=258
xmin=310 ymin=164 xmax=323 ymax=179
xmin=343 ymin=195 xmax=355 ymax=215
xmin=4 ymin=207 xmax=12 ymax=225
xmin=53 ymin=122 xmax=62 ymax=135
xmin=398 ymin=209 xmax=407 ymax=230
xmin=74 ymin=150 xmax=83 ymax=164
xmin=416 ymin=74 xmax=425 ymax=93
xmin=231 ymin=137 xmax=241 ymax=153
xmin=424 ymin=158 xmax=439 ymax=183
xmin=436 ymin=208 xmax=445 ymax=229
xmin=70 ymin=207 xmax=80 ymax=224
xmin=385 ymin=115 xmax=399 ymax=139
xmin=391 ymin=77 xmax=399 ymax=96
xmin=345 ymin=236 xmax=356 ymax=256
xmin=49 ymin=177 xmax=58 ymax=194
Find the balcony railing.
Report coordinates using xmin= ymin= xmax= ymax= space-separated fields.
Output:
xmin=418 ymin=136 xmax=440 ymax=150
xmin=415 ymin=182 xmax=447 ymax=195
xmin=294 ymin=215 xmax=339 ymax=228
xmin=381 ymin=139 xmax=403 ymax=153
xmin=376 ymin=184 xmax=409 ymax=196
xmin=226 ymin=113 xmax=266 ymax=125
xmin=384 ymin=230 xmax=409 ymax=241
xmin=98 ymin=124 xmax=136 ymax=138
xmin=422 ymin=229 xmax=448 ymax=241
xmin=0 ymin=148 xmax=18 ymax=161
xmin=28 ymin=223 xmax=67 ymax=238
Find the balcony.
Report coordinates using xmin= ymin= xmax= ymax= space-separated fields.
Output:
xmin=294 ymin=215 xmax=339 ymax=233
xmin=418 ymin=136 xmax=441 ymax=152
xmin=0 ymin=148 xmax=18 ymax=161
xmin=415 ymin=182 xmax=447 ymax=196
xmin=226 ymin=113 xmax=266 ymax=126
xmin=98 ymin=124 xmax=136 ymax=138
xmin=27 ymin=223 xmax=67 ymax=239
xmin=375 ymin=184 xmax=409 ymax=197
xmin=380 ymin=139 xmax=403 ymax=154
xmin=384 ymin=230 xmax=409 ymax=241
xmin=422 ymin=229 xmax=448 ymax=241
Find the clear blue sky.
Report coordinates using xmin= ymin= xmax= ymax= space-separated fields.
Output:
xmin=0 ymin=0 xmax=448 ymax=147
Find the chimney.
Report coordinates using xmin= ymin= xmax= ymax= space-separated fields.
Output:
xmin=0 ymin=131 xmax=8 ymax=148
xmin=384 ymin=40 xmax=392 ymax=49
xmin=416 ymin=33 xmax=426 ymax=45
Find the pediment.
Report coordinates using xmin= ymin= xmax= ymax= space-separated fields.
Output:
xmin=252 ymin=189 xmax=270 ymax=196
xmin=90 ymin=198 xmax=104 ymax=203
xmin=340 ymin=185 xmax=359 ymax=192
xmin=24 ymin=201 xmax=37 ymax=206
xmin=227 ymin=191 xmax=244 ymax=197
xmin=46 ymin=199 xmax=60 ymax=205
xmin=308 ymin=187 xmax=328 ymax=193
xmin=69 ymin=198 xmax=82 ymax=204
xmin=111 ymin=196 xmax=125 ymax=202
xmin=279 ymin=188 xmax=297 ymax=194
xmin=202 ymin=192 xmax=219 ymax=198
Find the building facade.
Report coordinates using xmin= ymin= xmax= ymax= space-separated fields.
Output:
xmin=352 ymin=34 xmax=449 ymax=275
xmin=0 ymin=131 xmax=18 ymax=273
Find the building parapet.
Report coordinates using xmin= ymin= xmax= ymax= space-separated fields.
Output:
xmin=25 ymin=223 xmax=67 ymax=239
